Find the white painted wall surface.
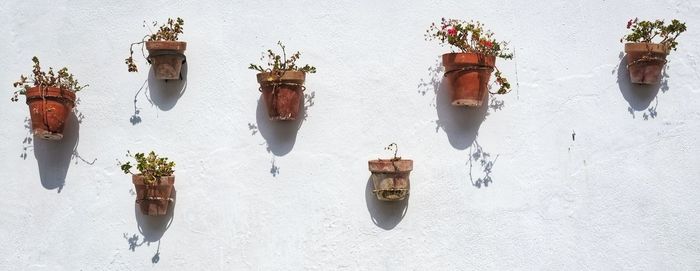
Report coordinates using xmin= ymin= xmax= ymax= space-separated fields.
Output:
xmin=1 ymin=0 xmax=700 ymax=269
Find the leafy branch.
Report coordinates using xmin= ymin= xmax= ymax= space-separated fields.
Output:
xmin=248 ymin=41 xmax=317 ymax=73
xmin=11 ymin=56 xmax=88 ymax=102
xmin=118 ymin=151 xmax=175 ymax=185
xmin=426 ymin=18 xmax=513 ymax=59
xmin=621 ymin=18 xmax=686 ymax=51
xmin=426 ymin=18 xmax=513 ymax=94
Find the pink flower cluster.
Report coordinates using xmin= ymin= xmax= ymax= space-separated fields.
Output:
xmin=627 ymin=18 xmax=638 ymax=29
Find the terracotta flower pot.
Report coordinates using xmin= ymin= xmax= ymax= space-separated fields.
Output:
xmin=146 ymin=41 xmax=187 ymax=80
xmin=624 ymin=43 xmax=669 ymax=85
xmin=256 ymin=71 xmax=306 ymax=121
xmin=132 ymin=174 xmax=175 ymax=216
xmin=25 ymin=86 xmax=76 ymax=140
xmin=442 ymin=53 xmax=496 ymax=107
xmin=368 ymin=159 xmax=413 ymax=201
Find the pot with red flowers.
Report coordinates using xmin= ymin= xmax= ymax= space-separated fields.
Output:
xmin=426 ymin=19 xmax=513 ymax=107
xmin=249 ymin=41 xmax=316 ymax=121
xmin=11 ymin=57 xmax=87 ymax=140
xmin=368 ymin=143 xmax=413 ymax=201
xmin=621 ymin=18 xmax=686 ymax=85
xmin=125 ymin=17 xmax=187 ymax=80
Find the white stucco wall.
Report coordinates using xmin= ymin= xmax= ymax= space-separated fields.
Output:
xmin=1 ymin=0 xmax=700 ymax=269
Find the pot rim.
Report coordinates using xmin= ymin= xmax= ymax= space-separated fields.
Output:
xmin=368 ymin=159 xmax=413 ymax=172
xmin=441 ymin=52 xmax=498 ymax=58
xmin=24 ymin=86 xmax=77 ymax=106
xmin=145 ymin=40 xmax=187 ymax=52
xmin=256 ymin=70 xmax=306 ymax=84
xmin=442 ymin=52 xmax=497 ymax=68
xmin=624 ymin=42 xmax=670 ymax=55
xmin=132 ymin=174 xmax=175 ymax=185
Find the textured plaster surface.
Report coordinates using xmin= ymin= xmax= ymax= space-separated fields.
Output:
xmin=1 ymin=0 xmax=700 ymax=270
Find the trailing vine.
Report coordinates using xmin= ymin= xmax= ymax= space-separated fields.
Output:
xmin=426 ymin=18 xmax=513 ymax=94
xmin=383 ymin=143 xmax=401 ymax=161
xmin=125 ymin=17 xmax=185 ymax=72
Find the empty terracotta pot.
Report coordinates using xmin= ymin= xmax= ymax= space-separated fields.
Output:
xmin=256 ymin=71 xmax=306 ymax=121
xmin=442 ymin=53 xmax=495 ymax=107
xmin=132 ymin=174 xmax=175 ymax=216
xmin=368 ymin=159 xmax=413 ymax=201
xmin=624 ymin=43 xmax=669 ymax=85
xmin=25 ymin=86 xmax=76 ymax=140
xmin=146 ymin=41 xmax=187 ymax=80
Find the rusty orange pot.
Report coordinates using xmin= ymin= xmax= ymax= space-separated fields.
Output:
xmin=146 ymin=41 xmax=187 ymax=80
xmin=25 ymin=86 xmax=76 ymax=140
xmin=256 ymin=71 xmax=306 ymax=121
xmin=624 ymin=43 xmax=669 ymax=85
xmin=132 ymin=174 xmax=175 ymax=216
xmin=368 ymin=159 xmax=413 ymax=201
xmin=442 ymin=53 xmax=495 ymax=107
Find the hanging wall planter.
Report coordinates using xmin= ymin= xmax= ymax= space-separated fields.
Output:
xmin=249 ymin=41 xmax=316 ymax=121
xmin=368 ymin=143 xmax=413 ymax=201
xmin=126 ymin=17 xmax=187 ymax=80
xmin=426 ymin=19 xmax=513 ymax=107
xmin=11 ymin=57 xmax=87 ymax=140
xmin=621 ymin=18 xmax=686 ymax=85
xmin=119 ymin=151 xmax=176 ymax=216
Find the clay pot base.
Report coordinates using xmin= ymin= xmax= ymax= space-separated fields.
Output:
xmin=137 ymin=198 xmax=172 ymax=216
xmin=34 ymin=129 xmax=63 ymax=140
xmin=452 ymin=98 xmax=483 ymax=107
xmin=149 ymin=53 xmax=185 ymax=80
xmin=374 ymin=188 xmax=409 ymax=201
xmin=269 ymin=114 xmax=295 ymax=121
xmin=628 ymin=61 xmax=666 ymax=85
xmin=262 ymin=86 xmax=303 ymax=121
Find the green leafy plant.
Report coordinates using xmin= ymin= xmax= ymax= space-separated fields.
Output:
xmin=426 ymin=18 xmax=513 ymax=94
xmin=125 ymin=17 xmax=185 ymax=72
xmin=621 ymin=18 xmax=686 ymax=51
xmin=118 ymin=151 xmax=175 ymax=185
xmin=248 ymin=41 xmax=317 ymax=73
xmin=11 ymin=56 xmax=88 ymax=102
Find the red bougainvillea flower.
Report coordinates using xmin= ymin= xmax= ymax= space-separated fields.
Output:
xmin=480 ymin=40 xmax=493 ymax=48
xmin=446 ymin=26 xmax=457 ymax=37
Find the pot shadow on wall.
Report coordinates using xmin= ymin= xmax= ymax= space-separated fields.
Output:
xmin=467 ymin=140 xmax=499 ymax=188
xmin=254 ymin=97 xmax=303 ymax=156
xmin=365 ymin=178 xmax=408 ymax=230
xmin=616 ymin=53 xmax=668 ymax=120
xmin=148 ymin=64 xmax=188 ymax=111
xmin=28 ymin=113 xmax=96 ymax=193
xmin=419 ymin=58 xmax=500 ymax=188
xmin=123 ymin=189 xmax=176 ymax=264
xmin=248 ymin=91 xmax=315 ymax=176
xmin=130 ymin=64 xmax=188 ymax=124
xmin=418 ymin=58 xmax=490 ymax=150
xmin=435 ymin=81 xmax=489 ymax=149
